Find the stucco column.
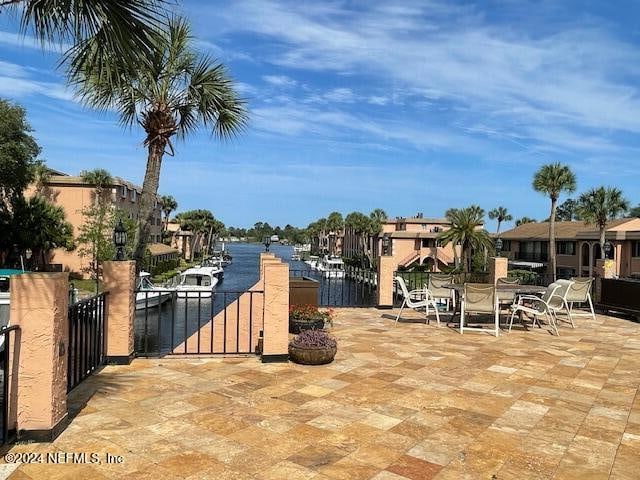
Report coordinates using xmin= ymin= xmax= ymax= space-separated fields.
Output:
xmin=594 ymin=258 xmax=616 ymax=303
xmin=377 ymin=255 xmax=396 ymax=309
xmin=10 ymin=272 xmax=69 ymax=441
xmin=103 ymin=261 xmax=136 ymax=364
xmin=489 ymin=257 xmax=509 ymax=284
xmin=261 ymin=261 xmax=289 ymax=363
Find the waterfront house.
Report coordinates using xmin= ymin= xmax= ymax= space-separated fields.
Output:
xmin=500 ymin=218 xmax=640 ymax=278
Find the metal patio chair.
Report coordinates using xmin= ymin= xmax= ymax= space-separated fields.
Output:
xmin=394 ymin=276 xmax=440 ymax=326
xmin=563 ymin=277 xmax=596 ymax=321
xmin=508 ymin=281 xmax=574 ymax=335
xmin=496 ymin=277 xmax=520 ymax=310
xmin=428 ymin=274 xmax=455 ymax=311
xmin=460 ymin=283 xmax=499 ymax=337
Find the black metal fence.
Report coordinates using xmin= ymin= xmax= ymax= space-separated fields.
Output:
xmin=134 ymin=290 xmax=264 ymax=356
xmin=600 ymin=278 xmax=640 ymax=318
xmin=289 ymin=266 xmax=377 ymax=307
xmin=0 ymin=325 xmax=19 ymax=445
xmin=67 ymin=293 xmax=107 ymax=392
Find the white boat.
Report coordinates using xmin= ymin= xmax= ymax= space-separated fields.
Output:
xmin=136 ymin=272 xmax=172 ymax=310
xmin=321 ymin=256 xmax=346 ymax=278
xmin=305 ymin=255 xmax=320 ymax=269
xmin=201 ymin=258 xmax=225 ymax=280
xmin=174 ymin=266 xmax=219 ymax=298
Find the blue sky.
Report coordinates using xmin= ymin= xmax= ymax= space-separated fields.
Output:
xmin=1 ymin=1 xmax=639 ymax=230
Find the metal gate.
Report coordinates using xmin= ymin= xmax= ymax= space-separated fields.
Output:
xmin=67 ymin=293 xmax=107 ymax=392
xmin=0 ymin=325 xmax=19 ymax=445
xmin=134 ymin=289 xmax=264 ymax=356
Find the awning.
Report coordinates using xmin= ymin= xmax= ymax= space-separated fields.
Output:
xmin=509 ymin=260 xmax=545 ymax=269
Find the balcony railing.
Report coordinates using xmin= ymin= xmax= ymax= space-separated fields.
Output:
xmin=513 ymin=251 xmax=548 ymax=262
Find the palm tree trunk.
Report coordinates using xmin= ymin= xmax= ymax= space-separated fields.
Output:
xmin=599 ymin=227 xmax=606 ymax=260
xmin=134 ymin=140 xmax=165 ymax=264
xmin=496 ymin=220 xmax=502 ymax=235
xmin=549 ymin=198 xmax=557 ymax=281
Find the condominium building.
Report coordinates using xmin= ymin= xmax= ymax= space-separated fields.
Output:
xmin=343 ymin=214 xmax=461 ymax=271
xmin=500 ymin=218 xmax=640 ymax=278
xmin=29 ymin=171 xmax=166 ymax=277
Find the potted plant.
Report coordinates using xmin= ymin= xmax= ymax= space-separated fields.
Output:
xmin=289 ymin=329 xmax=337 ymax=365
xmin=289 ymin=304 xmax=334 ymax=333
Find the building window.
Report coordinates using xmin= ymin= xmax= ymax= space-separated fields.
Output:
xmin=120 ymin=185 xmax=127 ymax=198
xmin=557 ymin=241 xmax=576 ymax=256
xmin=558 ymin=267 xmax=575 ymax=278
xmin=131 ymin=190 xmax=137 ymax=202
xmin=632 ymin=241 xmax=640 ymax=257
xmin=501 ymin=240 xmax=512 ymax=251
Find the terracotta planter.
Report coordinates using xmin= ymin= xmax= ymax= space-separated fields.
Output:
xmin=289 ymin=318 xmax=325 ymax=334
xmin=288 ymin=344 xmax=337 ymax=365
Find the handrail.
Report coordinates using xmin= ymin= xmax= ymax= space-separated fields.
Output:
xmin=0 ymin=325 xmax=20 ymax=334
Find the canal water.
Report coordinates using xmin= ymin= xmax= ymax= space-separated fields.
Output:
xmin=134 ymin=243 xmax=376 ymax=355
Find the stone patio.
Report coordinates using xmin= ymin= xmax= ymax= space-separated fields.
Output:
xmin=3 ymin=308 xmax=640 ymax=479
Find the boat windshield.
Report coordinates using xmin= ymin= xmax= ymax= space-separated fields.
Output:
xmin=182 ymin=275 xmax=211 ymax=287
xmin=138 ymin=276 xmax=154 ymax=290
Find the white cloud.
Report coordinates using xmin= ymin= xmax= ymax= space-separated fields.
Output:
xmin=0 ymin=60 xmax=73 ymax=102
xmin=262 ymin=74 xmax=297 ymax=87
xmin=204 ymin=0 xmax=640 ymax=146
xmin=0 ymin=30 xmax=70 ymax=52
xmin=367 ymin=96 xmax=389 ymax=106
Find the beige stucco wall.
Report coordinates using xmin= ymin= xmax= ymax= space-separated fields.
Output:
xmin=9 ymin=273 xmax=69 ymax=433
xmin=377 ymin=255 xmax=397 ymax=307
xmin=489 ymin=257 xmax=508 ymax=284
xmin=27 ymin=182 xmax=162 ymax=278
xmin=103 ymin=261 xmax=135 ymax=359
xmin=262 ymin=261 xmax=289 ymax=357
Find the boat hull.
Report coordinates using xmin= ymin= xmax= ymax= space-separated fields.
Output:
xmin=135 ymin=291 xmax=172 ymax=310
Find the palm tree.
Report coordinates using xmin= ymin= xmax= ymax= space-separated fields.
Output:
xmin=437 ymin=206 xmax=492 ymax=272
xmin=368 ymin=208 xmax=388 ymax=266
xmin=533 ymin=163 xmax=577 ymax=280
xmin=577 ymin=187 xmax=629 ymax=260
xmin=5 ymin=0 xmax=167 ymax=87
xmin=488 ymin=206 xmax=513 ymax=234
xmin=80 ymin=168 xmax=113 ymax=205
xmin=15 ymin=195 xmax=74 ymax=268
xmin=345 ymin=212 xmax=372 ymax=267
xmin=159 ymin=195 xmax=178 ymax=232
xmin=515 ymin=217 xmax=536 ymax=226
xmin=31 ymin=161 xmax=51 ymax=197
xmin=75 ymin=18 xmax=247 ymax=262
xmin=326 ymin=211 xmax=344 ymax=256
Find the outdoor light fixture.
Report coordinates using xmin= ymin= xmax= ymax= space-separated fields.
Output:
xmin=495 ymin=237 xmax=503 ymax=257
xmin=603 ymin=241 xmax=613 ymax=259
xmin=113 ymin=218 xmax=128 ymax=260
xmin=263 ymin=236 xmax=271 ymax=252
xmin=382 ymin=233 xmax=391 ymax=256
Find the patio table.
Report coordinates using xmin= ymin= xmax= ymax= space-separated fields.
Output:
xmin=444 ymin=283 xmax=546 ymax=325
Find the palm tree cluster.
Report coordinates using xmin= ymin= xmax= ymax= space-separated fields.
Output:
xmin=531 ymin=162 xmax=630 ymax=278
xmin=437 ymin=206 xmax=492 ymax=272
xmin=306 ymin=209 xmax=388 ymax=266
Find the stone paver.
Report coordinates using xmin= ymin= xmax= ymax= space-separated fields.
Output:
xmin=3 ymin=308 xmax=640 ymax=479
